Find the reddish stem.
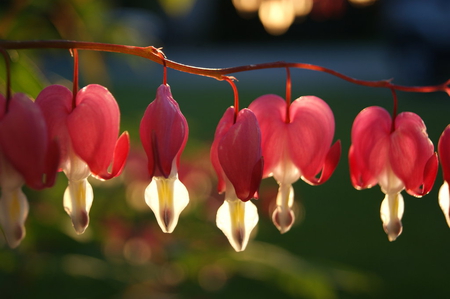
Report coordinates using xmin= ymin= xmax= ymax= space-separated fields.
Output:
xmin=224 ymin=76 xmax=239 ymax=123
xmin=390 ymin=88 xmax=398 ymax=132
xmin=0 ymin=40 xmax=449 ymax=95
xmin=154 ymin=47 xmax=167 ymax=85
xmin=71 ymin=48 xmax=79 ymax=109
xmin=285 ymin=67 xmax=291 ymax=124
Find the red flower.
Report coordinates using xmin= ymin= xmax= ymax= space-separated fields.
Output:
xmin=249 ymin=94 xmax=340 ymax=233
xmin=438 ymin=125 xmax=450 ymax=227
xmin=349 ymin=106 xmax=438 ymax=241
xmin=36 ymin=84 xmax=129 ymax=234
xmin=0 ymin=93 xmax=59 ymax=247
xmin=139 ymin=84 xmax=189 ymax=233
xmin=210 ymin=107 xmax=263 ymax=251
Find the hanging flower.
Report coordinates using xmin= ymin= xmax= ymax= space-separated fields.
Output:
xmin=248 ymin=94 xmax=340 ymax=233
xmin=139 ymin=84 xmax=189 ymax=233
xmin=210 ymin=107 xmax=263 ymax=252
xmin=349 ymin=106 xmax=438 ymax=241
xmin=35 ymin=84 xmax=129 ymax=234
xmin=0 ymin=93 xmax=59 ymax=247
xmin=438 ymin=125 xmax=450 ymax=227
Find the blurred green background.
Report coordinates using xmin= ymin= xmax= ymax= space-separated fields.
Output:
xmin=1 ymin=0 xmax=450 ymax=298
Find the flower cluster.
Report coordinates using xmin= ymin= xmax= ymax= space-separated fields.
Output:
xmin=349 ymin=107 xmax=438 ymax=241
xmin=1 ymin=44 xmax=450 ymax=252
xmin=0 ymin=83 xmax=131 ymax=248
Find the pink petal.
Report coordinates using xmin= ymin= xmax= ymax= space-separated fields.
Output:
xmin=0 ymin=94 xmax=52 ymax=189
xmin=288 ymin=96 xmax=335 ymax=179
xmin=419 ymin=153 xmax=438 ymax=196
xmin=0 ymin=94 xmax=5 ymax=119
xmin=35 ymin=85 xmax=73 ymax=164
xmin=249 ymin=94 xmax=338 ymax=184
xmin=210 ymin=107 xmax=235 ymax=194
xmin=217 ymin=108 xmax=263 ymax=201
xmin=390 ymin=112 xmax=436 ymax=197
xmin=67 ymin=84 xmax=129 ymax=179
xmin=97 ymin=132 xmax=130 ymax=180
xmin=303 ymin=140 xmax=341 ymax=185
xmin=140 ymin=84 xmax=188 ymax=178
xmin=350 ymin=106 xmax=391 ymax=189
xmin=248 ymin=94 xmax=286 ymax=178
xmin=43 ymin=138 xmax=61 ymax=188
xmin=438 ymin=125 xmax=450 ymax=183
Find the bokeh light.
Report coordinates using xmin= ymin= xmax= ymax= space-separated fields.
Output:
xmin=258 ymin=0 xmax=296 ymax=35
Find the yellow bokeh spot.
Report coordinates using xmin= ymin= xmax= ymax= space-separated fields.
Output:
xmin=258 ymin=0 xmax=295 ymax=35
xmin=232 ymin=0 xmax=261 ymax=13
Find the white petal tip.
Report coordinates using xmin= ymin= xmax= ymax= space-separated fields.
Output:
xmin=63 ymin=179 xmax=93 ymax=235
xmin=145 ymin=176 xmax=190 ymax=234
xmin=0 ymin=188 xmax=29 ymax=248
xmin=386 ymin=227 xmax=402 ymax=242
xmin=380 ymin=193 xmax=404 ymax=242
xmin=5 ymin=224 xmax=25 ymax=249
xmin=159 ymin=207 xmax=175 ymax=233
xmin=216 ymin=199 xmax=259 ymax=252
xmin=71 ymin=210 xmax=90 ymax=235
xmin=272 ymin=206 xmax=295 ymax=234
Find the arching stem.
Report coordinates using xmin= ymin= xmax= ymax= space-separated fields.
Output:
xmin=0 ymin=40 xmax=449 ymax=95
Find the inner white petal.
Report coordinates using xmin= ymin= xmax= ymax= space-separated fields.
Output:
xmin=63 ymin=148 xmax=91 ymax=181
xmin=272 ymin=149 xmax=301 ymax=185
xmin=378 ymin=165 xmax=404 ymax=195
xmin=438 ymin=181 xmax=450 ymax=227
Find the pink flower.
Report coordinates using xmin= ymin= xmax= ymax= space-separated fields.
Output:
xmin=36 ymin=84 xmax=129 ymax=234
xmin=210 ymin=107 xmax=263 ymax=252
xmin=248 ymin=94 xmax=340 ymax=233
xmin=349 ymin=106 xmax=438 ymax=241
xmin=139 ymin=84 xmax=189 ymax=233
xmin=0 ymin=93 xmax=59 ymax=247
xmin=438 ymin=125 xmax=450 ymax=227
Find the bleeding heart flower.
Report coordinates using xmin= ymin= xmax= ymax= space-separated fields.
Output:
xmin=0 ymin=93 xmax=59 ymax=248
xmin=349 ymin=106 xmax=438 ymax=241
xmin=139 ymin=84 xmax=189 ymax=233
xmin=248 ymin=94 xmax=341 ymax=233
xmin=437 ymin=125 xmax=450 ymax=227
xmin=36 ymin=84 xmax=129 ymax=234
xmin=210 ymin=107 xmax=263 ymax=252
